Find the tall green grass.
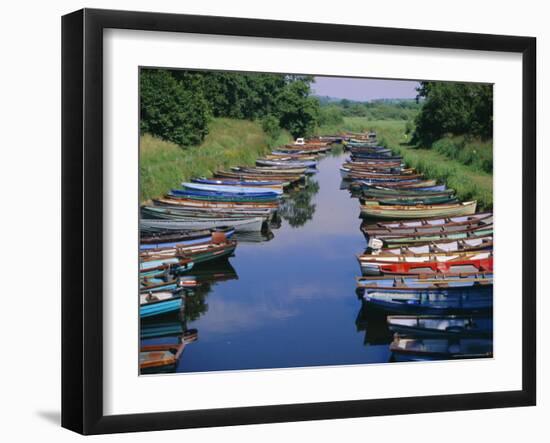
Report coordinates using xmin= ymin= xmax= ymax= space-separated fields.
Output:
xmin=432 ymin=136 xmax=493 ymax=174
xmin=140 ymin=118 xmax=292 ymax=202
xmin=318 ymin=118 xmax=493 ymax=210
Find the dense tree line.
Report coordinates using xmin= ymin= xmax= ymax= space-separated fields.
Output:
xmin=412 ymin=81 xmax=493 ymax=146
xmin=140 ymin=69 xmax=319 ymax=146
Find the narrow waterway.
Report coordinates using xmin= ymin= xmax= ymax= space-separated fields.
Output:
xmin=146 ymin=148 xmax=391 ymax=373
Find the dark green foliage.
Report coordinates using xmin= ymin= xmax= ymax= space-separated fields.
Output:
xmin=140 ymin=69 xmax=210 ymax=146
xmin=412 ymin=82 xmax=493 ymax=145
xmin=275 ymin=77 xmax=320 ymax=138
xmin=261 ymin=114 xmax=281 ymax=141
xmin=140 ymin=69 xmax=319 ymax=146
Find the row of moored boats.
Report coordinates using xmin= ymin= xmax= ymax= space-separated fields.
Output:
xmin=139 ymin=137 xmax=335 ymax=373
xmin=341 ymin=131 xmax=493 ymax=362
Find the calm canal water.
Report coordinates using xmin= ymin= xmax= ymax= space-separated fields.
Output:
xmin=144 ymin=148 xmax=393 ymax=372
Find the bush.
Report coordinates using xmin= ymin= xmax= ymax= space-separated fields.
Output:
xmin=318 ymin=105 xmax=344 ymax=127
xmin=261 ymin=114 xmax=281 ymax=141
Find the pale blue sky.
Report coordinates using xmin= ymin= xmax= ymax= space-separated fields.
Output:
xmin=312 ymin=76 xmax=420 ymax=101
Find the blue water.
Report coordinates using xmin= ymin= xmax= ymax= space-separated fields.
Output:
xmin=142 ymin=149 xmax=393 ymax=372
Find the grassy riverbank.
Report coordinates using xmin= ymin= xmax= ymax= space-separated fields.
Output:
xmin=140 ymin=118 xmax=292 ymax=202
xmin=319 ymin=118 xmax=494 ymax=210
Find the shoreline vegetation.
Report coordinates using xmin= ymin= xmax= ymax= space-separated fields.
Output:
xmin=317 ymin=118 xmax=493 ymax=210
xmin=140 ymin=118 xmax=292 ymax=202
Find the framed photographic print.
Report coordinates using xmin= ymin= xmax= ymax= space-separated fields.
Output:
xmin=61 ymin=8 xmax=536 ymax=435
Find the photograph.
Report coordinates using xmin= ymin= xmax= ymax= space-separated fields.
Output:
xmin=138 ymin=68 xmax=494 ymax=375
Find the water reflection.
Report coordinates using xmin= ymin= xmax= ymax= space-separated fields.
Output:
xmin=234 ymin=230 xmax=275 ymax=243
xmin=278 ymin=179 xmax=320 ymax=227
xmin=355 ymin=300 xmax=394 ymax=346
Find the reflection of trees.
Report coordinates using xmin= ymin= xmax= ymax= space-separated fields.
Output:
xmin=278 ymin=179 xmax=320 ymax=227
xmin=325 ymin=145 xmax=344 ymax=157
xmin=184 ymin=260 xmax=239 ymax=321
xmin=183 ymin=284 xmax=210 ymax=321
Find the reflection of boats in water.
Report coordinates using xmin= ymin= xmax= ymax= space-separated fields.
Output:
xmin=390 ymin=336 xmax=493 ymax=362
xmin=191 ymin=260 xmax=238 ymax=284
xmin=233 ymin=229 xmax=275 ymax=243
xmin=387 ymin=315 xmax=493 ymax=339
xmin=355 ymin=301 xmax=394 ymax=346
xmin=141 ymin=318 xmax=185 ymax=339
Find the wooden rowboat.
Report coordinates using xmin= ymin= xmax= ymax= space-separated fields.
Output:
xmin=140 ymin=227 xmax=235 ymax=250
xmin=149 ymin=201 xmax=274 ymax=218
xmin=139 ymin=257 xmax=194 ymax=278
xmin=140 ymin=240 xmax=237 ymax=265
xmin=232 ymin=166 xmax=307 ymax=175
xmin=362 ymin=212 xmax=493 ymax=232
xmin=373 ymin=225 xmax=493 ymax=247
xmin=361 ymin=217 xmax=493 ymax=239
xmin=215 ymin=170 xmax=303 ymax=183
xmin=371 ymin=236 xmax=493 ymax=255
xmin=140 ymin=343 xmax=186 ymax=373
xmin=356 ymin=272 xmax=493 ymax=292
xmin=154 ymin=197 xmax=278 ymax=209
xmin=140 ymin=217 xmax=265 ymax=233
xmin=361 ymin=195 xmax=458 ymax=206
xmin=360 ymin=201 xmax=477 ymax=219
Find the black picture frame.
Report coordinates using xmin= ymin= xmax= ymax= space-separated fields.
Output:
xmin=62 ymin=8 xmax=537 ymax=435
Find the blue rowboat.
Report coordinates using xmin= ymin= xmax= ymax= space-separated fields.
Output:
xmin=139 ymin=292 xmax=183 ymax=318
xmin=360 ymin=288 xmax=493 ymax=315
xmin=182 ymin=182 xmax=284 ymax=196
xmin=169 ymin=189 xmax=280 ymax=202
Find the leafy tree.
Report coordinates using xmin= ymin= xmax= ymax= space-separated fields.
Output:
xmin=140 ymin=69 xmax=210 ymax=146
xmin=412 ymin=81 xmax=493 ymax=145
xmin=275 ymin=77 xmax=320 ymax=138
